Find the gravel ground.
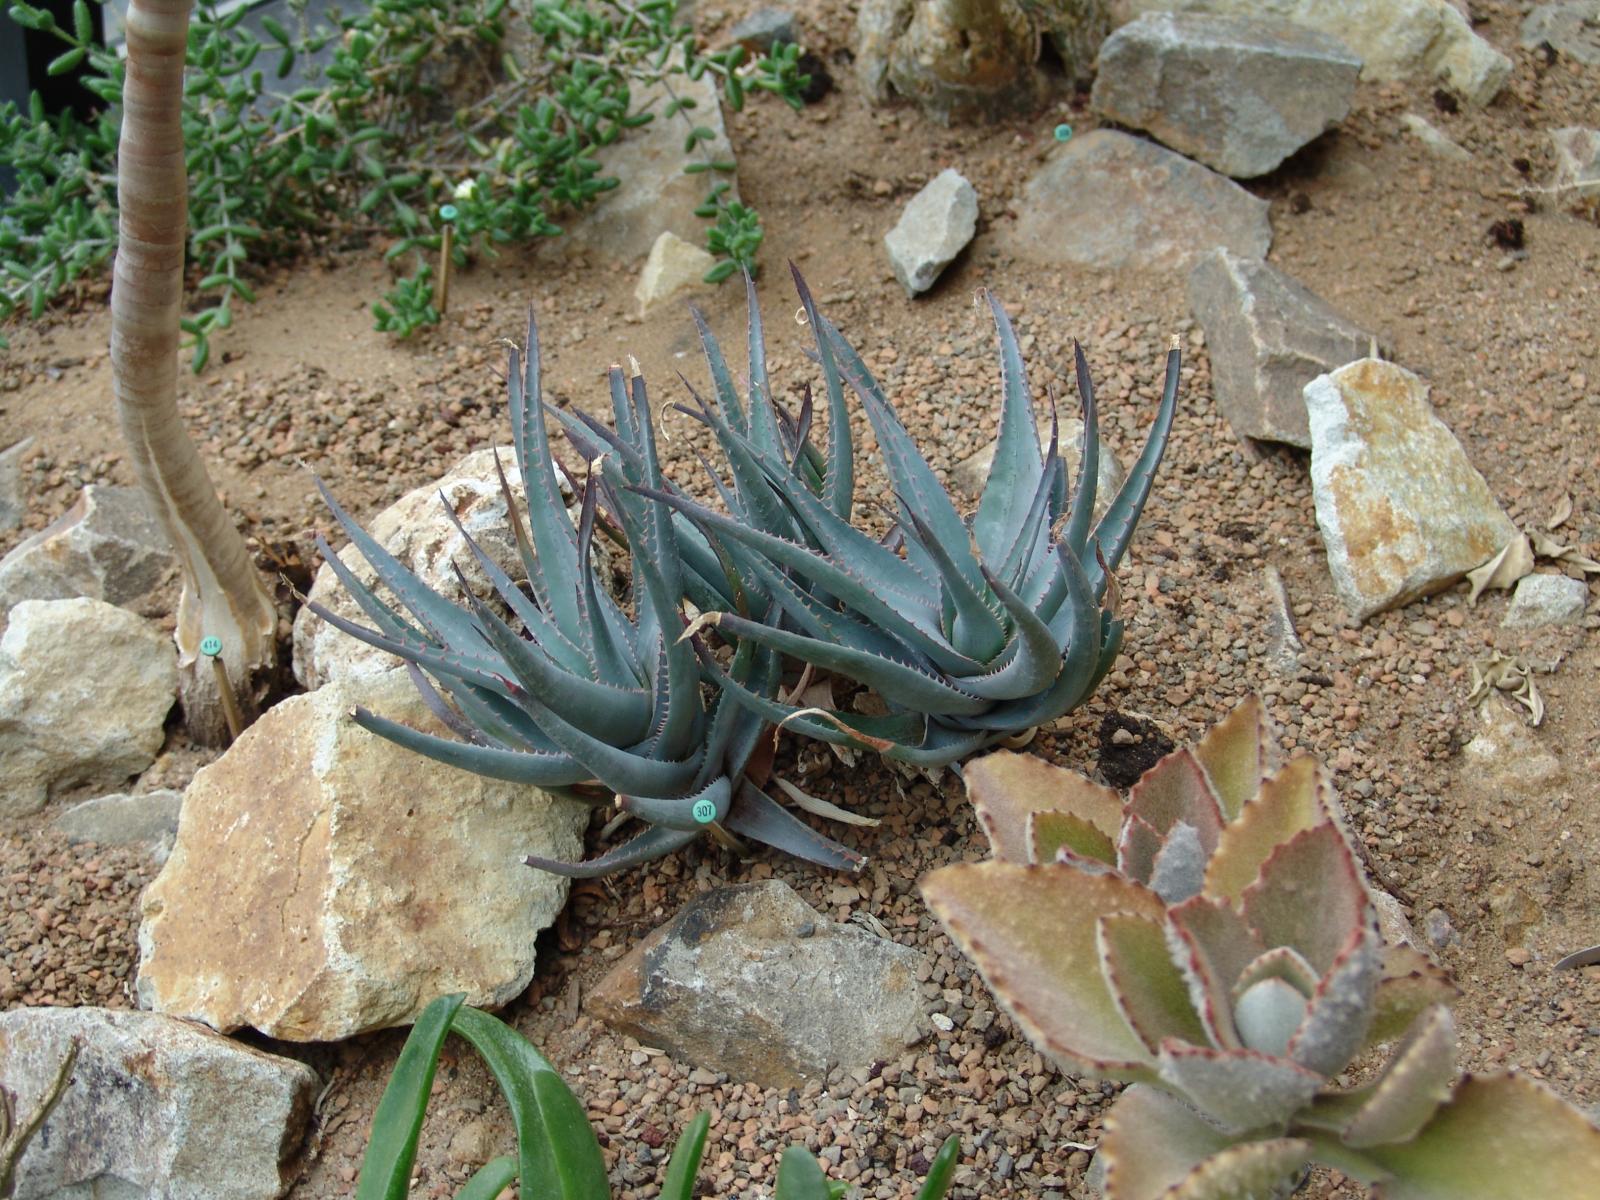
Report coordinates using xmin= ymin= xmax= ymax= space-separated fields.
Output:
xmin=3 ymin=1 xmax=1600 ymax=1196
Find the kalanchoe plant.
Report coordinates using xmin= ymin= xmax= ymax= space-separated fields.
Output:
xmin=655 ymin=276 xmax=1180 ymax=768
xmin=357 ymin=994 xmax=961 ymax=1200
xmin=309 ymin=300 xmax=862 ymax=877
xmin=922 ymin=698 xmax=1600 ymax=1199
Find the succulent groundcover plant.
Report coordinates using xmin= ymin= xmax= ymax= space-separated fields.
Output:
xmin=312 ymin=270 xmax=1179 ymax=875
xmin=923 ymin=698 xmax=1600 ymax=1199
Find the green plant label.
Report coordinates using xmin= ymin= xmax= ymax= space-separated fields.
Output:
xmin=199 ymin=636 xmax=223 ymax=657
xmin=691 ymin=798 xmax=717 ymax=824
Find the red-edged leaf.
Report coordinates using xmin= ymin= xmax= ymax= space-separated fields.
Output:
xmin=1098 ymin=913 xmax=1209 ymax=1054
xmin=1031 ymin=808 xmax=1117 ymax=866
xmin=1231 ymin=946 xmax=1320 ymax=1001
xmin=1203 ymin=755 xmax=1331 ymax=903
xmin=1241 ymin=822 xmax=1373 ymax=976
xmin=1166 ymin=895 xmax=1265 ymax=1050
xmin=1100 ymin=1084 xmax=1310 ymax=1200
xmin=965 ymin=751 xmax=1121 ymax=864
xmin=1156 ymin=1040 xmax=1324 ymax=1135
xmin=923 ymin=862 xmax=1162 ymax=1081
xmin=1127 ymin=748 xmax=1225 ymax=854
xmin=1363 ymin=1073 xmax=1600 ymax=1198
xmin=1365 ymin=945 xmax=1458 ymax=1049
xmin=1118 ymin=812 xmax=1165 ymax=885
xmin=1192 ymin=696 xmax=1274 ymax=821
xmin=1298 ymin=1004 xmax=1457 ymax=1148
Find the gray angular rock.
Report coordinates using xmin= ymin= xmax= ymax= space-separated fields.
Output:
xmin=0 ymin=1006 xmax=317 ymax=1200
xmin=1306 ymin=358 xmax=1518 ymax=620
xmin=0 ymin=485 xmax=174 ymax=616
xmin=568 ymin=66 xmax=735 ymax=262
xmin=950 ymin=417 xmax=1123 ymax=512
xmin=136 ymin=668 xmax=588 ymax=1041
xmin=884 ymin=168 xmax=978 ymax=296
xmin=587 ymin=880 xmax=928 ymax=1088
xmin=1187 ymin=248 xmax=1375 ymax=447
xmin=1092 ymin=13 xmax=1361 ymax=178
xmin=635 ymin=230 xmax=716 ymax=314
xmin=1116 ymin=0 xmax=1510 ymax=105
xmin=0 ymin=437 xmax=31 ymax=531
xmin=730 ymin=8 xmax=797 ymax=52
xmin=53 ymin=788 xmax=183 ymax=862
xmin=293 ymin=447 xmax=611 ymax=690
xmin=1009 ymin=130 xmax=1271 ymax=273
xmin=1502 ymin=573 xmax=1590 ymax=629
xmin=1550 ymin=126 xmax=1600 ymax=199
xmin=0 ymin=599 xmax=176 ymax=817
xmin=1521 ymin=3 xmax=1600 ymax=66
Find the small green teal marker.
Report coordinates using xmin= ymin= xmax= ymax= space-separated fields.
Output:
xmin=1054 ymin=123 xmax=1073 ymax=142
xmin=199 ymin=635 xmax=223 ymax=657
xmin=691 ymin=797 xmax=717 ymax=824
xmin=438 ymin=204 xmax=459 ymax=223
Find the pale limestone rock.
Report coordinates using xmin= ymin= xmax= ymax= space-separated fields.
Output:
xmin=1550 ymin=127 xmax=1600 ymax=199
xmin=884 ymin=168 xmax=978 ymax=296
xmin=635 ymin=231 xmax=717 ymax=314
xmin=1400 ymin=113 xmax=1473 ymax=163
xmin=0 ymin=437 xmax=30 ymax=531
xmin=1305 ymin=359 xmax=1516 ymax=620
xmin=1009 ymin=130 xmax=1271 ymax=272
xmin=1092 ymin=13 xmax=1361 ymax=178
xmin=588 ymin=880 xmax=928 ymax=1088
xmin=136 ymin=668 xmax=589 ymax=1041
xmin=0 ymin=484 xmax=175 ymax=616
xmin=1187 ymin=248 xmax=1375 ymax=447
xmin=294 ymin=447 xmax=607 ymax=690
xmin=0 ymin=598 xmax=175 ymax=817
xmin=950 ymin=417 xmax=1123 ymax=513
xmin=1115 ymin=0 xmax=1510 ymax=104
xmin=1521 ymin=3 xmax=1600 ymax=66
xmin=0 ymin=1006 xmax=316 ymax=1200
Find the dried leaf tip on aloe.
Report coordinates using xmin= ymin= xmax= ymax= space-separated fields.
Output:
xmin=312 ymin=269 xmax=1180 ymax=876
xmin=923 ymin=698 xmax=1600 ymax=1200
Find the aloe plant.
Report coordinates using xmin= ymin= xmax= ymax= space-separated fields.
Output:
xmin=652 ymin=273 xmax=1179 ymax=768
xmin=356 ymin=994 xmax=961 ymax=1200
xmin=310 ymin=290 xmax=863 ymax=877
xmin=922 ymin=698 xmax=1600 ymax=1199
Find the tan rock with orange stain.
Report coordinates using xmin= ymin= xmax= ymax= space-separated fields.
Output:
xmin=1306 ymin=358 xmax=1515 ymax=621
xmin=135 ymin=668 xmax=589 ymax=1041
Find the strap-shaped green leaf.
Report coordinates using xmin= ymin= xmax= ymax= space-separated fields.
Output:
xmin=774 ymin=1146 xmax=831 ymax=1200
xmin=916 ymin=1135 xmax=962 ymax=1200
xmin=449 ymin=1006 xmax=610 ymax=1200
xmin=354 ymin=993 xmax=465 ymax=1200
xmin=456 ymin=1156 xmax=518 ymax=1200
xmin=659 ymin=1113 xmax=710 ymax=1200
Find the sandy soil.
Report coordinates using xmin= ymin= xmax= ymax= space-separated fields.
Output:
xmin=3 ymin=2 xmax=1599 ymax=1197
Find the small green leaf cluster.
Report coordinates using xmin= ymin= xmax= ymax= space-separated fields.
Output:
xmin=0 ymin=0 xmax=810 ymax=366
xmin=357 ymin=993 xmax=961 ymax=1200
xmin=316 ymin=271 xmax=1180 ymax=876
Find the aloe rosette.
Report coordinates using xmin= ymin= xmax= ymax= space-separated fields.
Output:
xmin=654 ymin=278 xmax=1182 ymax=768
xmin=309 ymin=302 xmax=862 ymax=877
xmin=922 ymin=698 xmax=1600 ymax=1199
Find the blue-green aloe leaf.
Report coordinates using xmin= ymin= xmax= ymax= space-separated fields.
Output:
xmin=1088 ymin=344 xmax=1181 ymax=589
xmin=350 ymin=706 xmax=593 ymax=788
xmin=973 ymin=291 xmax=1045 ymax=566
xmin=524 ymin=822 xmax=700 ymax=879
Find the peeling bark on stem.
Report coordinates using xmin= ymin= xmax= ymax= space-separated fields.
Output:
xmin=111 ymin=0 xmax=277 ymax=745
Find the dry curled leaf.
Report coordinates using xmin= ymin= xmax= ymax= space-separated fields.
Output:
xmin=1546 ymin=492 xmax=1573 ymax=531
xmin=1529 ymin=527 xmax=1600 ymax=574
xmin=1465 ymin=535 xmax=1534 ymax=605
xmin=1467 ymin=651 xmax=1545 ymax=725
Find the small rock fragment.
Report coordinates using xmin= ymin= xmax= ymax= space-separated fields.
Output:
xmin=0 ymin=1006 xmax=317 ymax=1200
xmin=1010 ymin=130 xmax=1271 ymax=272
xmin=0 ymin=484 xmax=175 ymax=616
xmin=0 ymin=436 xmax=32 ymax=531
xmin=1092 ymin=13 xmax=1361 ymax=178
xmin=1424 ymin=908 xmax=1459 ymax=951
xmin=635 ymin=231 xmax=717 ymax=314
xmin=1461 ymin=696 xmax=1563 ymax=792
xmin=1305 ymin=358 xmax=1517 ymax=620
xmin=0 ymin=598 xmax=176 ymax=817
xmin=883 ymin=168 xmax=978 ymax=297
xmin=53 ymin=788 xmax=184 ymax=862
xmin=1188 ymin=249 xmax=1375 ymax=447
xmin=1399 ymin=112 xmax=1472 ymax=163
xmin=136 ymin=668 xmax=589 ymax=1041
xmin=1521 ymin=3 xmax=1600 ymax=66
xmin=587 ymin=880 xmax=928 ymax=1088
xmin=1502 ymin=573 xmax=1589 ymax=629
